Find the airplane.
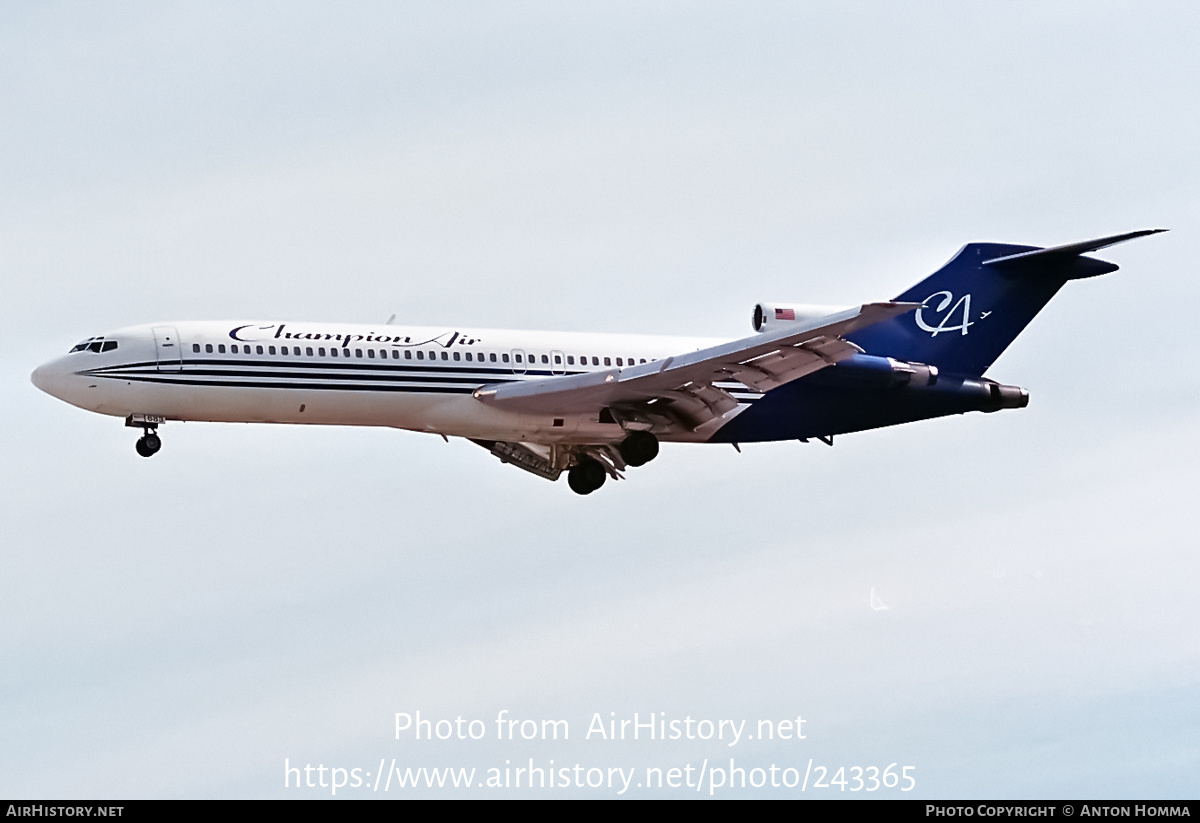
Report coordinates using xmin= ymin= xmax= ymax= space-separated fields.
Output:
xmin=31 ymin=229 xmax=1163 ymax=494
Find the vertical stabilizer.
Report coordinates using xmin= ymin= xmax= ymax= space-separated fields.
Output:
xmin=846 ymin=229 xmax=1164 ymax=376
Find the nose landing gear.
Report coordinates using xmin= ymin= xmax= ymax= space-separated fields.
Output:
xmin=125 ymin=414 xmax=165 ymax=458
xmin=135 ymin=429 xmax=161 ymax=458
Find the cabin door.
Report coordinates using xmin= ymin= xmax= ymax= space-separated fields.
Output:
xmin=153 ymin=326 xmax=182 ymax=372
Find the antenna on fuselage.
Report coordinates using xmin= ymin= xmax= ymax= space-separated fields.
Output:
xmin=385 ymin=314 xmax=396 ymax=325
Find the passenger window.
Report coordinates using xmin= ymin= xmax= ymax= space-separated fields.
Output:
xmin=307 ymin=347 xmax=314 ymax=356
xmin=541 ymin=354 xmax=548 ymax=364
xmin=502 ymin=353 xmax=509 ymax=363
xmin=192 ymin=343 xmax=200 ymax=353
xmin=391 ymin=350 xmax=399 ymax=359
xmin=368 ymin=349 xmax=375 ymax=359
xmin=293 ymin=346 xmax=301 ymax=356
xmin=417 ymin=351 xmax=424 ymax=360
xmin=491 ymin=353 xmax=498 ymax=362
xmin=218 ymin=344 xmax=226 ymax=354
xmin=355 ymin=349 xmax=363 ymax=358
xmin=268 ymin=346 xmax=276 ymax=354
xmin=453 ymin=352 xmax=460 ymax=361
xmin=404 ymin=350 xmax=412 ymax=359
xmin=331 ymin=348 xmax=339 ymax=357
xmin=567 ymin=356 xmax=574 ymax=365
xmin=604 ymin=357 xmax=611 ymax=366
xmin=592 ymin=357 xmax=599 ymax=366
xmin=441 ymin=352 xmax=448 ymax=361
xmin=515 ymin=354 xmax=522 ymax=363
xmin=465 ymin=352 xmax=472 ymax=361
xmin=257 ymin=346 xmax=264 ymax=355
xmin=616 ymin=357 xmax=622 ymax=366
xmin=318 ymin=347 xmax=326 ymax=356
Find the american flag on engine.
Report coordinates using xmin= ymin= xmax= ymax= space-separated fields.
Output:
xmin=775 ymin=308 xmax=796 ymax=320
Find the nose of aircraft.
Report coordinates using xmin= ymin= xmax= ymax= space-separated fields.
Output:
xmin=31 ymin=357 xmax=68 ymax=399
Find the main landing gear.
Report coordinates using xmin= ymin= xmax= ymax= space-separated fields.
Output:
xmin=618 ymin=430 xmax=659 ymax=467
xmin=566 ymin=432 xmax=660 ymax=495
xmin=567 ymin=457 xmax=607 ymax=495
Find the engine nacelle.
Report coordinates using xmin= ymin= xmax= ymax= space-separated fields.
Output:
xmin=752 ymin=303 xmax=852 ymax=332
xmin=886 ymin=357 xmax=939 ymax=388
xmin=826 ymin=354 xmax=940 ymax=388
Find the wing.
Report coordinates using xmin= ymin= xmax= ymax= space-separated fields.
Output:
xmin=473 ymin=302 xmax=918 ymax=434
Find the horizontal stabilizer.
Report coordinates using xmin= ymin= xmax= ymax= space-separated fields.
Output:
xmin=982 ymin=228 xmax=1166 ymax=276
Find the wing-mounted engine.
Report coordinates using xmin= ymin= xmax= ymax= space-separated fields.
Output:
xmin=752 ymin=303 xmax=852 ymax=332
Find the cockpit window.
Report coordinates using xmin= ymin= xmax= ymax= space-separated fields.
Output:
xmin=69 ymin=337 xmax=118 ymax=354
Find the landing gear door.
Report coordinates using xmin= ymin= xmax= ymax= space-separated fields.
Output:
xmin=153 ymin=326 xmax=182 ymax=372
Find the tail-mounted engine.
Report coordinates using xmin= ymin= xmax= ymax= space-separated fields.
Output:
xmin=752 ymin=303 xmax=851 ymax=332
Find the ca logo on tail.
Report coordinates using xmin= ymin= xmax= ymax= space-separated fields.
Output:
xmin=915 ymin=290 xmax=974 ymax=337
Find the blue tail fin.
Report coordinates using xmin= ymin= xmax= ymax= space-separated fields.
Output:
xmin=846 ymin=229 xmax=1164 ymax=376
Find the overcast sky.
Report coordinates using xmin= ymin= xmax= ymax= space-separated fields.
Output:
xmin=2 ymin=1 xmax=1197 ymax=798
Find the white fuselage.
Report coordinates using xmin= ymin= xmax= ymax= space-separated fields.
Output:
xmin=32 ymin=320 xmax=742 ymax=444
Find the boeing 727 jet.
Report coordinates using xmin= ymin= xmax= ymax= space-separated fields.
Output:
xmin=31 ymin=229 xmax=1163 ymax=494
